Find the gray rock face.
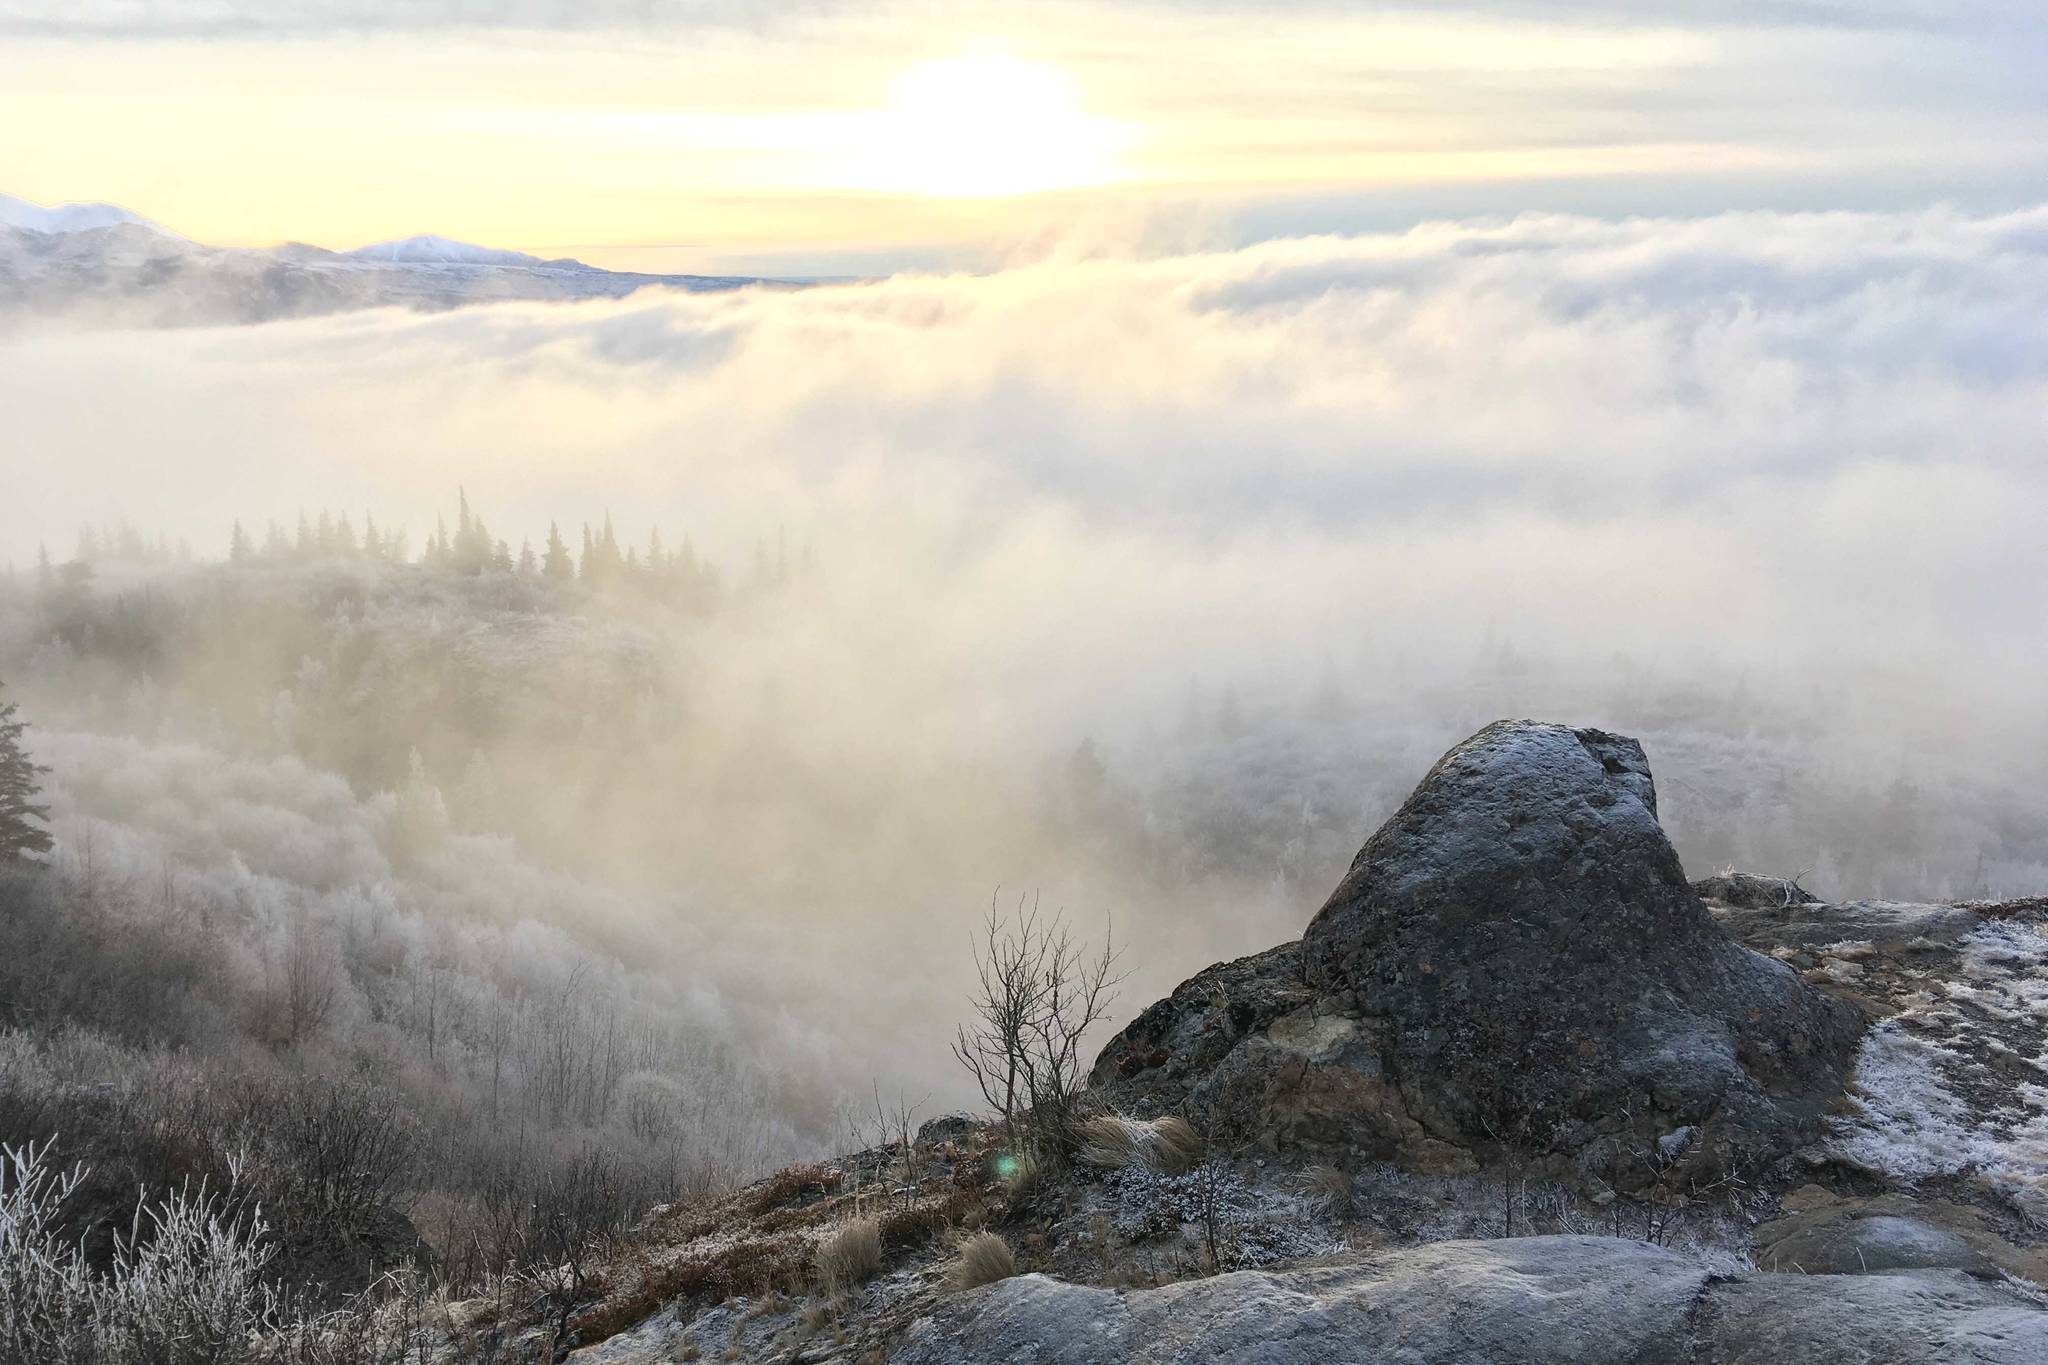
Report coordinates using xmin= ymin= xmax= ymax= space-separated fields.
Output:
xmin=1095 ymin=721 xmax=1863 ymax=1181
xmin=1300 ymin=720 xmax=1862 ymax=1163
xmin=888 ymin=1236 xmax=2048 ymax=1365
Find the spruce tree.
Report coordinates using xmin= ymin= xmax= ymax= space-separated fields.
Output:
xmin=0 ymin=682 xmax=53 ymax=863
xmin=543 ymin=523 xmax=574 ymax=580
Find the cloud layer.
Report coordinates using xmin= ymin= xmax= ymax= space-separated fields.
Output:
xmin=11 ymin=203 xmax=2048 ymax=718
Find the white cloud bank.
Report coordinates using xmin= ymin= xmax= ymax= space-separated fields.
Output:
xmin=9 ymin=204 xmax=2047 ymax=731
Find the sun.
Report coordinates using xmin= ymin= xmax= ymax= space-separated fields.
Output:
xmin=844 ymin=54 xmax=1131 ymax=198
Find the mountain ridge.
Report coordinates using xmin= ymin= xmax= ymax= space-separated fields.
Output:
xmin=0 ymin=192 xmax=785 ymax=327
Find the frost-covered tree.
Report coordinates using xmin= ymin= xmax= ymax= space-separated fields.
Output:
xmin=0 ymin=681 xmax=53 ymax=863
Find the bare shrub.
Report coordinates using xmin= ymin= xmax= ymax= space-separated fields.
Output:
xmin=97 ymin=1173 xmax=279 ymax=1364
xmin=1071 ymin=1113 xmax=1203 ymax=1176
xmin=942 ymin=1231 xmax=1017 ymax=1293
xmin=0 ymin=1137 xmax=96 ymax=1364
xmin=952 ymin=892 xmax=1125 ymax=1162
xmin=814 ymin=1217 xmax=882 ymax=1294
xmin=260 ymin=919 xmax=340 ymax=1050
xmin=1 ymin=1138 xmax=276 ymax=1365
xmin=230 ymin=1072 xmax=421 ymax=1239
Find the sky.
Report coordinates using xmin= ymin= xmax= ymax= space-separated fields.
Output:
xmin=3 ymin=0 xmax=2045 ymax=274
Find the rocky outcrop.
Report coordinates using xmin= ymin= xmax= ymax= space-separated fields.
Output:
xmin=890 ymin=1236 xmax=2048 ymax=1365
xmin=1093 ymin=720 xmax=1865 ymax=1184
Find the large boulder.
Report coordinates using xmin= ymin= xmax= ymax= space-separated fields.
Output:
xmin=888 ymin=1237 xmax=2048 ymax=1365
xmin=1094 ymin=720 xmax=1864 ymax=1183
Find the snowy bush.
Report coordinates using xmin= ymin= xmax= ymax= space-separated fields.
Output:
xmin=1 ymin=1138 xmax=276 ymax=1365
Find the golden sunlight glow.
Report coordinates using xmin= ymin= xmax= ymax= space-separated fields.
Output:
xmin=837 ymin=55 xmax=1132 ymax=198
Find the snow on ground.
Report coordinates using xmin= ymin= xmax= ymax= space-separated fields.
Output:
xmin=1832 ymin=919 xmax=2048 ymax=1225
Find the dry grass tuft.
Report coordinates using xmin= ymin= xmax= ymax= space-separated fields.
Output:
xmin=1296 ymin=1162 xmax=1353 ymax=1218
xmin=815 ymin=1216 xmax=883 ymax=1293
xmin=943 ymin=1231 xmax=1018 ymax=1293
xmin=1000 ymin=1145 xmax=1045 ymax=1199
xmin=1071 ymin=1112 xmax=1204 ymax=1175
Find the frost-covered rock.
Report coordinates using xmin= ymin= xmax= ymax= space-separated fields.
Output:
xmin=889 ymin=1235 xmax=2048 ymax=1364
xmin=1096 ymin=720 xmax=1863 ymax=1184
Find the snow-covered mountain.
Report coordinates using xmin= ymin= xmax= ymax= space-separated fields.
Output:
xmin=0 ymin=193 xmax=171 ymax=236
xmin=0 ymin=195 xmax=780 ymax=328
xmin=344 ymin=234 xmax=573 ymax=268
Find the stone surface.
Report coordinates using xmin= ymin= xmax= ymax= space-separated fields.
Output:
xmin=1758 ymin=1186 xmax=2048 ymax=1285
xmin=1712 ymin=898 xmax=1987 ymax=955
xmin=888 ymin=1236 xmax=2048 ymax=1365
xmin=1693 ymin=871 xmax=1822 ymax=909
xmin=890 ymin=1237 xmax=1710 ymax=1365
xmin=1694 ymin=1269 xmax=2048 ymax=1365
xmin=1095 ymin=721 xmax=1864 ymax=1182
xmin=564 ymin=1304 xmax=689 ymax=1363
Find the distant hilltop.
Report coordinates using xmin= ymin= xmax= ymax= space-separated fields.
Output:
xmin=0 ymin=192 xmax=790 ymax=328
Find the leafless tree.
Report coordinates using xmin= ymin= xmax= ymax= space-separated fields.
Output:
xmin=867 ymin=1081 xmax=928 ymax=1200
xmin=272 ymin=918 xmax=339 ymax=1050
xmin=952 ymin=891 xmax=1125 ymax=1159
